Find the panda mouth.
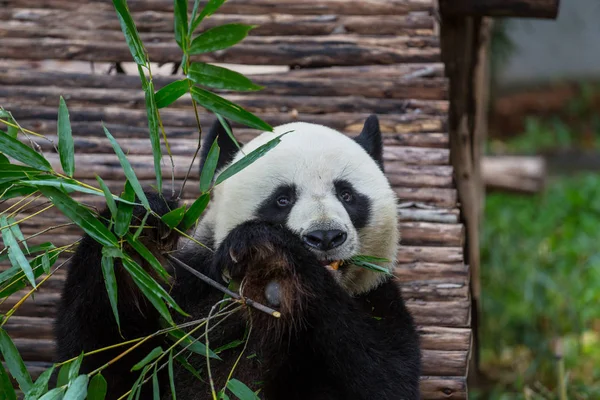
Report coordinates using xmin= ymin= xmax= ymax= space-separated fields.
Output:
xmin=320 ymin=259 xmax=344 ymax=271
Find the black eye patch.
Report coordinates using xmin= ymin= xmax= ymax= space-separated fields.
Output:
xmin=256 ymin=184 xmax=297 ymax=225
xmin=334 ymin=180 xmax=371 ymax=230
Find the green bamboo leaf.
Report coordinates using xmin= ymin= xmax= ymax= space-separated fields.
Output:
xmin=0 ymin=360 xmax=17 ymax=400
xmin=127 ymin=365 xmax=148 ymax=400
xmin=188 ymin=63 xmax=263 ymax=92
xmin=124 ymin=233 xmax=170 ymax=281
xmin=39 ymin=387 xmax=66 ymax=400
xmin=115 ymin=181 xmax=135 ymax=237
xmin=216 ymin=114 xmax=242 ymax=151
xmin=174 ymin=355 xmax=203 ymax=382
xmin=57 ymin=96 xmax=75 ymax=177
xmin=0 ymin=130 xmax=52 ymax=171
xmin=131 ymin=346 xmax=163 ymax=371
xmin=0 ymin=329 xmax=33 ymax=392
xmin=190 ymin=87 xmax=271 ymax=132
xmin=103 ymin=125 xmax=150 ymax=209
xmin=63 ymin=374 xmax=88 ymax=400
xmin=200 ymin=136 xmax=220 ymax=193
xmin=96 ymin=176 xmax=118 ymax=218
xmin=152 ymin=368 xmax=160 ymax=400
xmin=144 ymin=81 xmax=162 ymax=192
xmin=37 ymin=186 xmax=118 ymax=248
xmin=1 ymin=216 xmax=36 ymax=288
xmin=0 ymin=252 xmax=58 ymax=298
xmin=215 ymin=134 xmax=285 ymax=185
xmin=0 ymin=186 xmax=37 ymax=201
xmin=68 ymin=353 xmax=84 ymax=382
xmin=112 ymin=0 xmax=146 ymax=65
xmin=227 ymin=379 xmax=260 ymax=400
xmin=8 ymin=217 xmax=28 ymax=253
xmin=214 ymin=339 xmax=244 ymax=354
xmin=41 ymin=251 xmax=51 ymax=274
xmin=189 ymin=24 xmax=254 ymax=55
xmin=155 ymin=79 xmax=190 ymax=109
xmin=87 ymin=374 xmax=107 ymax=400
xmin=168 ymin=351 xmax=176 ymax=400
xmin=348 ymin=255 xmax=391 ymax=275
xmin=168 ymin=329 xmax=220 ymax=360
xmin=160 ymin=206 xmax=186 ymax=229
xmin=0 ymin=154 xmax=9 ymax=164
xmin=101 ymin=254 xmax=120 ymax=330
xmin=180 ymin=193 xmax=210 ymax=231
xmin=0 ymin=109 xmax=19 ymax=139
xmin=174 ymin=0 xmax=188 ymax=49
xmin=25 ymin=365 xmax=55 ymax=399
xmin=56 ymin=361 xmax=71 ymax=387
xmin=191 ymin=0 xmax=226 ymax=32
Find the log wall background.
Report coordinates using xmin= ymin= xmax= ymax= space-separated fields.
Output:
xmin=0 ymin=0 xmax=472 ymax=398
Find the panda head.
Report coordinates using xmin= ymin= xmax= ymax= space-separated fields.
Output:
xmin=196 ymin=115 xmax=398 ymax=295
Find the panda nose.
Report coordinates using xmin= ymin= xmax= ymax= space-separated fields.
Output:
xmin=303 ymin=229 xmax=347 ymax=251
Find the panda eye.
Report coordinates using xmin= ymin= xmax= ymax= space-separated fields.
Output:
xmin=276 ymin=195 xmax=291 ymax=207
xmin=339 ymin=189 xmax=353 ymax=203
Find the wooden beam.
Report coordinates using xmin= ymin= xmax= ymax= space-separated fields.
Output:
xmin=440 ymin=0 xmax=560 ymax=19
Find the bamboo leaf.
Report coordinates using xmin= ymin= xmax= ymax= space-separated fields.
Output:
xmin=25 ymin=365 xmax=55 ymax=399
xmin=1 ymin=216 xmax=36 ymax=288
xmin=68 ymin=353 xmax=84 ymax=382
xmin=190 ymin=87 xmax=271 ymax=132
xmin=39 ymin=387 xmax=66 ymax=400
xmin=0 ymin=329 xmax=33 ymax=392
xmin=188 ymin=63 xmax=263 ymax=92
xmin=101 ymin=254 xmax=121 ymax=330
xmin=168 ymin=351 xmax=176 ymax=400
xmin=180 ymin=193 xmax=210 ymax=231
xmin=348 ymin=255 xmax=391 ymax=275
xmin=0 ymin=130 xmax=52 ymax=172
xmin=8 ymin=217 xmax=28 ymax=253
xmin=115 ymin=181 xmax=135 ymax=237
xmin=0 ymin=252 xmax=58 ymax=298
xmin=87 ymin=374 xmax=107 ymax=400
xmin=161 ymin=206 xmax=186 ymax=229
xmin=38 ymin=186 xmax=118 ymax=247
xmin=63 ymin=374 xmax=88 ymax=400
xmin=103 ymin=124 xmax=150 ymax=210
xmin=144 ymin=82 xmax=162 ymax=191
xmin=155 ymin=79 xmax=190 ymax=109
xmin=112 ymin=0 xmax=146 ymax=65
xmin=189 ymin=24 xmax=254 ymax=55
xmin=216 ymin=114 xmax=242 ymax=151
xmin=57 ymin=96 xmax=75 ymax=177
xmin=0 ymin=362 xmax=17 ymax=400
xmin=0 ymin=154 xmax=9 ymax=164
xmin=0 ymin=186 xmax=37 ymax=201
xmin=131 ymin=347 xmax=163 ymax=371
xmin=174 ymin=355 xmax=203 ymax=382
xmin=152 ymin=368 xmax=160 ymax=400
xmin=173 ymin=0 xmax=188 ymax=49
xmin=168 ymin=329 xmax=220 ymax=360
xmin=199 ymin=136 xmax=220 ymax=193
xmin=124 ymin=233 xmax=170 ymax=281
xmin=215 ymin=134 xmax=285 ymax=185
xmin=191 ymin=0 xmax=227 ymax=32
xmin=0 ymin=109 xmax=18 ymax=139
xmin=96 ymin=176 xmax=118 ymax=218
xmin=227 ymin=379 xmax=260 ymax=400
xmin=56 ymin=361 xmax=71 ymax=387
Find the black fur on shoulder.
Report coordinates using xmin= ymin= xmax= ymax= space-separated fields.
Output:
xmin=354 ymin=114 xmax=384 ymax=171
xmin=198 ymin=118 xmax=240 ymax=176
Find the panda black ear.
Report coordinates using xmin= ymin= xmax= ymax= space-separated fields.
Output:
xmin=354 ymin=114 xmax=384 ymax=171
xmin=199 ymin=118 xmax=241 ymax=174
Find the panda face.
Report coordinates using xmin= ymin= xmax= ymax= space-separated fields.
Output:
xmin=198 ymin=118 xmax=399 ymax=295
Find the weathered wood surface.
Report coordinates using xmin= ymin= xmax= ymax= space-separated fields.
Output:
xmin=0 ymin=0 xmax=472 ymax=396
xmin=482 ymin=155 xmax=547 ymax=193
xmin=440 ymin=0 xmax=560 ymax=19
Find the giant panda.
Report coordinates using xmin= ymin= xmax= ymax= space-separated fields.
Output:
xmin=54 ymin=115 xmax=421 ymax=399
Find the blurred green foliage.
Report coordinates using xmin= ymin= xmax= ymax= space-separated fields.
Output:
xmin=474 ymin=174 xmax=600 ymax=399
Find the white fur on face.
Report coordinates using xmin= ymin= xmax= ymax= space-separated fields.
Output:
xmin=197 ymin=122 xmax=399 ymax=295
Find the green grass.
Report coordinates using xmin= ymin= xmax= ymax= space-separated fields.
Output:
xmin=474 ymin=173 xmax=600 ymax=399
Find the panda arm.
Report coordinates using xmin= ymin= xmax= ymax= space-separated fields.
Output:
xmin=54 ymin=192 xmax=179 ymax=396
xmin=213 ymin=221 xmax=421 ymax=399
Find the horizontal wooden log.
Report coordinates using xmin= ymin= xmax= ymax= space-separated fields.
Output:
xmin=420 ymin=376 xmax=467 ymax=399
xmin=0 ymin=86 xmax=448 ymax=115
xmin=384 ymin=146 xmax=449 ymax=165
xmin=3 ymin=106 xmax=446 ymax=134
xmin=0 ymin=71 xmax=449 ymax=101
xmin=482 ymin=155 xmax=546 ymax=194
xmin=397 ymin=207 xmax=459 ymax=223
xmin=2 ymin=10 xmax=435 ymax=36
xmin=0 ymin=35 xmax=441 ymax=66
xmin=3 ymin=316 xmax=55 ymax=340
xmin=440 ymin=0 xmax=560 ymax=19
xmin=407 ymin=300 xmax=470 ymax=327
xmin=395 ymin=263 xmax=468 ymax=283
xmin=2 ymin=0 xmax=434 ymax=15
xmin=398 ymin=246 xmax=464 ymax=264
xmin=394 ymin=188 xmax=457 ymax=208
xmin=399 ymin=222 xmax=464 ymax=247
